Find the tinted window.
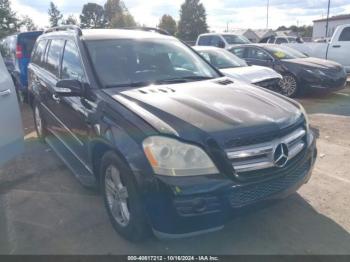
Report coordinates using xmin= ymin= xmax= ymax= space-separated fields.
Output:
xmin=86 ymin=39 xmax=220 ymax=88
xmin=20 ymin=36 xmax=39 ymax=57
xmin=276 ymin=38 xmax=288 ymax=44
xmin=61 ymin=40 xmax=85 ymax=81
xmin=45 ymin=40 xmax=64 ymax=76
xmin=267 ymin=37 xmax=275 ymax=44
xmin=198 ymin=36 xmax=212 ymax=46
xmin=339 ymin=27 xmax=350 ymax=41
xmin=230 ymin=47 xmax=246 ymax=58
xmin=247 ymin=48 xmax=271 ymax=60
xmin=32 ymin=40 xmax=47 ymax=65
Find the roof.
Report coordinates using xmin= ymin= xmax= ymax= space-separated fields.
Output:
xmin=193 ymin=46 xmax=222 ymax=51
xmin=313 ymin=14 xmax=350 ymax=23
xmin=42 ymin=28 xmax=174 ymax=41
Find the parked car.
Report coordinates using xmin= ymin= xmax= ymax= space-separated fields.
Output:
xmin=196 ymin=33 xmax=251 ymax=49
xmin=230 ymin=44 xmax=347 ymax=97
xmin=262 ymin=36 xmax=304 ymax=44
xmin=28 ymin=26 xmax=317 ymax=241
xmin=0 ymin=54 xmax=23 ymax=166
xmin=0 ymin=31 xmax=43 ymax=102
xmin=285 ymin=24 xmax=350 ymax=73
xmin=193 ymin=46 xmax=282 ymax=91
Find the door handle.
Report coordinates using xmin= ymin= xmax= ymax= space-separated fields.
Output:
xmin=0 ymin=89 xmax=11 ymax=97
xmin=52 ymin=93 xmax=61 ymax=103
xmin=332 ymin=45 xmax=341 ymax=48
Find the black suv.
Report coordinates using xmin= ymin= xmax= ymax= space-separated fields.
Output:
xmin=28 ymin=26 xmax=317 ymax=241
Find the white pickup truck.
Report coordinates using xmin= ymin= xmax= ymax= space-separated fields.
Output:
xmin=286 ymin=24 xmax=350 ymax=73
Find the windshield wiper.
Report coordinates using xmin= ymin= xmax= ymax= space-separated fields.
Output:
xmin=155 ymin=76 xmax=215 ymax=84
xmin=105 ymin=81 xmax=152 ymax=88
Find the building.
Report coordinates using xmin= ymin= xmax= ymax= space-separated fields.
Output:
xmin=228 ymin=29 xmax=259 ymax=42
xmin=313 ymin=14 xmax=350 ymax=39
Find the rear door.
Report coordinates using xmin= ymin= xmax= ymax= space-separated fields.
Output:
xmin=0 ymin=54 xmax=23 ymax=166
xmin=328 ymin=26 xmax=350 ymax=72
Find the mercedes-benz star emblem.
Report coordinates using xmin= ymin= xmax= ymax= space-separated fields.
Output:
xmin=273 ymin=143 xmax=289 ymax=168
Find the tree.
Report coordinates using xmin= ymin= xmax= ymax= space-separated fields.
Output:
xmin=21 ymin=15 xmax=37 ymax=31
xmin=63 ymin=15 xmax=78 ymax=26
xmin=48 ymin=2 xmax=63 ymax=27
xmin=177 ymin=0 xmax=208 ymax=41
xmin=158 ymin=14 xmax=177 ymax=35
xmin=0 ymin=0 xmax=20 ymax=38
xmin=80 ymin=3 xmax=106 ymax=29
xmin=104 ymin=0 xmax=136 ymax=28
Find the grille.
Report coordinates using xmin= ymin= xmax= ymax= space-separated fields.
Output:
xmin=225 ymin=119 xmax=305 ymax=148
xmin=229 ymin=154 xmax=311 ymax=208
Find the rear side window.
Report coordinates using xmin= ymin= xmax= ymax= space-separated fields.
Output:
xmin=32 ymin=40 xmax=47 ymax=65
xmin=339 ymin=27 xmax=350 ymax=41
xmin=198 ymin=36 xmax=212 ymax=46
xmin=61 ymin=40 xmax=85 ymax=82
xmin=45 ymin=39 xmax=64 ymax=77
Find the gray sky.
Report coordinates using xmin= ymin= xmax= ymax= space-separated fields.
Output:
xmin=11 ymin=0 xmax=350 ymax=31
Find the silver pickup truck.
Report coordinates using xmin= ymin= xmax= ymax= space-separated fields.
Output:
xmin=286 ymin=24 xmax=350 ymax=73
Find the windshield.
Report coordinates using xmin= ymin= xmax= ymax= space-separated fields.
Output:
xmin=222 ymin=35 xmax=250 ymax=45
xmin=198 ymin=48 xmax=247 ymax=69
xmin=86 ymin=39 xmax=220 ymax=88
xmin=266 ymin=45 xmax=308 ymax=60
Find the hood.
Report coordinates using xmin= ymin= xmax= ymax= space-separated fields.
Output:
xmin=104 ymin=79 xmax=302 ymax=148
xmin=283 ymin=57 xmax=343 ymax=70
xmin=221 ymin=65 xmax=282 ymax=84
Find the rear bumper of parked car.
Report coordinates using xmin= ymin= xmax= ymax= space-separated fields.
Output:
xmin=144 ymin=132 xmax=317 ymax=238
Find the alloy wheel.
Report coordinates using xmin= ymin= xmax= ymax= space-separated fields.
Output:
xmin=279 ymin=75 xmax=298 ymax=97
xmin=105 ymin=165 xmax=130 ymax=227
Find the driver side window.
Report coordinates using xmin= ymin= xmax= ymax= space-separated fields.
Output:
xmin=247 ymin=48 xmax=271 ymax=60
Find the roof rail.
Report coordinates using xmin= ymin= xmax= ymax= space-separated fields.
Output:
xmin=44 ymin=25 xmax=82 ymax=36
xmin=124 ymin=27 xmax=171 ymax=36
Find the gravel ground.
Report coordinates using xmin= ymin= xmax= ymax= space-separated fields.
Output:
xmin=0 ymin=86 xmax=349 ymax=255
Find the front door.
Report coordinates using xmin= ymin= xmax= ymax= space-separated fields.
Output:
xmin=0 ymin=54 xmax=23 ymax=166
xmin=328 ymin=26 xmax=350 ymax=73
xmin=53 ymin=40 xmax=91 ymax=164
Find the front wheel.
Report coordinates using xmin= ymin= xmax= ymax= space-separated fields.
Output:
xmin=279 ymin=74 xmax=299 ymax=98
xmin=33 ymin=102 xmax=48 ymax=142
xmin=101 ymin=152 xmax=150 ymax=242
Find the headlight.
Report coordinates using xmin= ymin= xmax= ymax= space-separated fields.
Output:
xmin=299 ymin=105 xmax=310 ymax=133
xmin=305 ymin=68 xmax=326 ymax=77
xmin=143 ymin=136 xmax=219 ymax=176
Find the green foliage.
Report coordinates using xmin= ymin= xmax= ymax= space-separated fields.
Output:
xmin=158 ymin=14 xmax=177 ymax=35
xmin=277 ymin=25 xmax=313 ymax=38
xmin=0 ymin=0 xmax=20 ymax=38
xmin=63 ymin=15 xmax=78 ymax=26
xmin=21 ymin=15 xmax=38 ymax=31
xmin=177 ymin=0 xmax=208 ymax=41
xmin=80 ymin=3 xmax=106 ymax=29
xmin=48 ymin=2 xmax=63 ymax=27
xmin=104 ymin=0 xmax=136 ymax=28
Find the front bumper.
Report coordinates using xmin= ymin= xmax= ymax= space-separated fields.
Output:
xmin=302 ymin=71 xmax=347 ymax=93
xmin=143 ymin=132 xmax=317 ymax=238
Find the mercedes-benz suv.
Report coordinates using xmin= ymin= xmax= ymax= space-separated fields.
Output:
xmin=28 ymin=26 xmax=317 ymax=241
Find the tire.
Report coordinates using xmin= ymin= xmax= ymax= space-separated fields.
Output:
xmin=278 ymin=74 xmax=299 ymax=98
xmin=100 ymin=151 xmax=150 ymax=242
xmin=33 ymin=102 xmax=47 ymax=142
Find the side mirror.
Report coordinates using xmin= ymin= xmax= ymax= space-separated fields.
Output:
xmin=55 ymin=79 xmax=84 ymax=97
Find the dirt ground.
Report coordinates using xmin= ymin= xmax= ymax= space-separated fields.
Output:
xmin=0 ymin=86 xmax=350 ymax=255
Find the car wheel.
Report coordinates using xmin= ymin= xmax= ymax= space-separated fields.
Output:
xmin=279 ymin=74 xmax=299 ymax=98
xmin=101 ymin=152 xmax=150 ymax=242
xmin=33 ymin=102 xmax=47 ymax=142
